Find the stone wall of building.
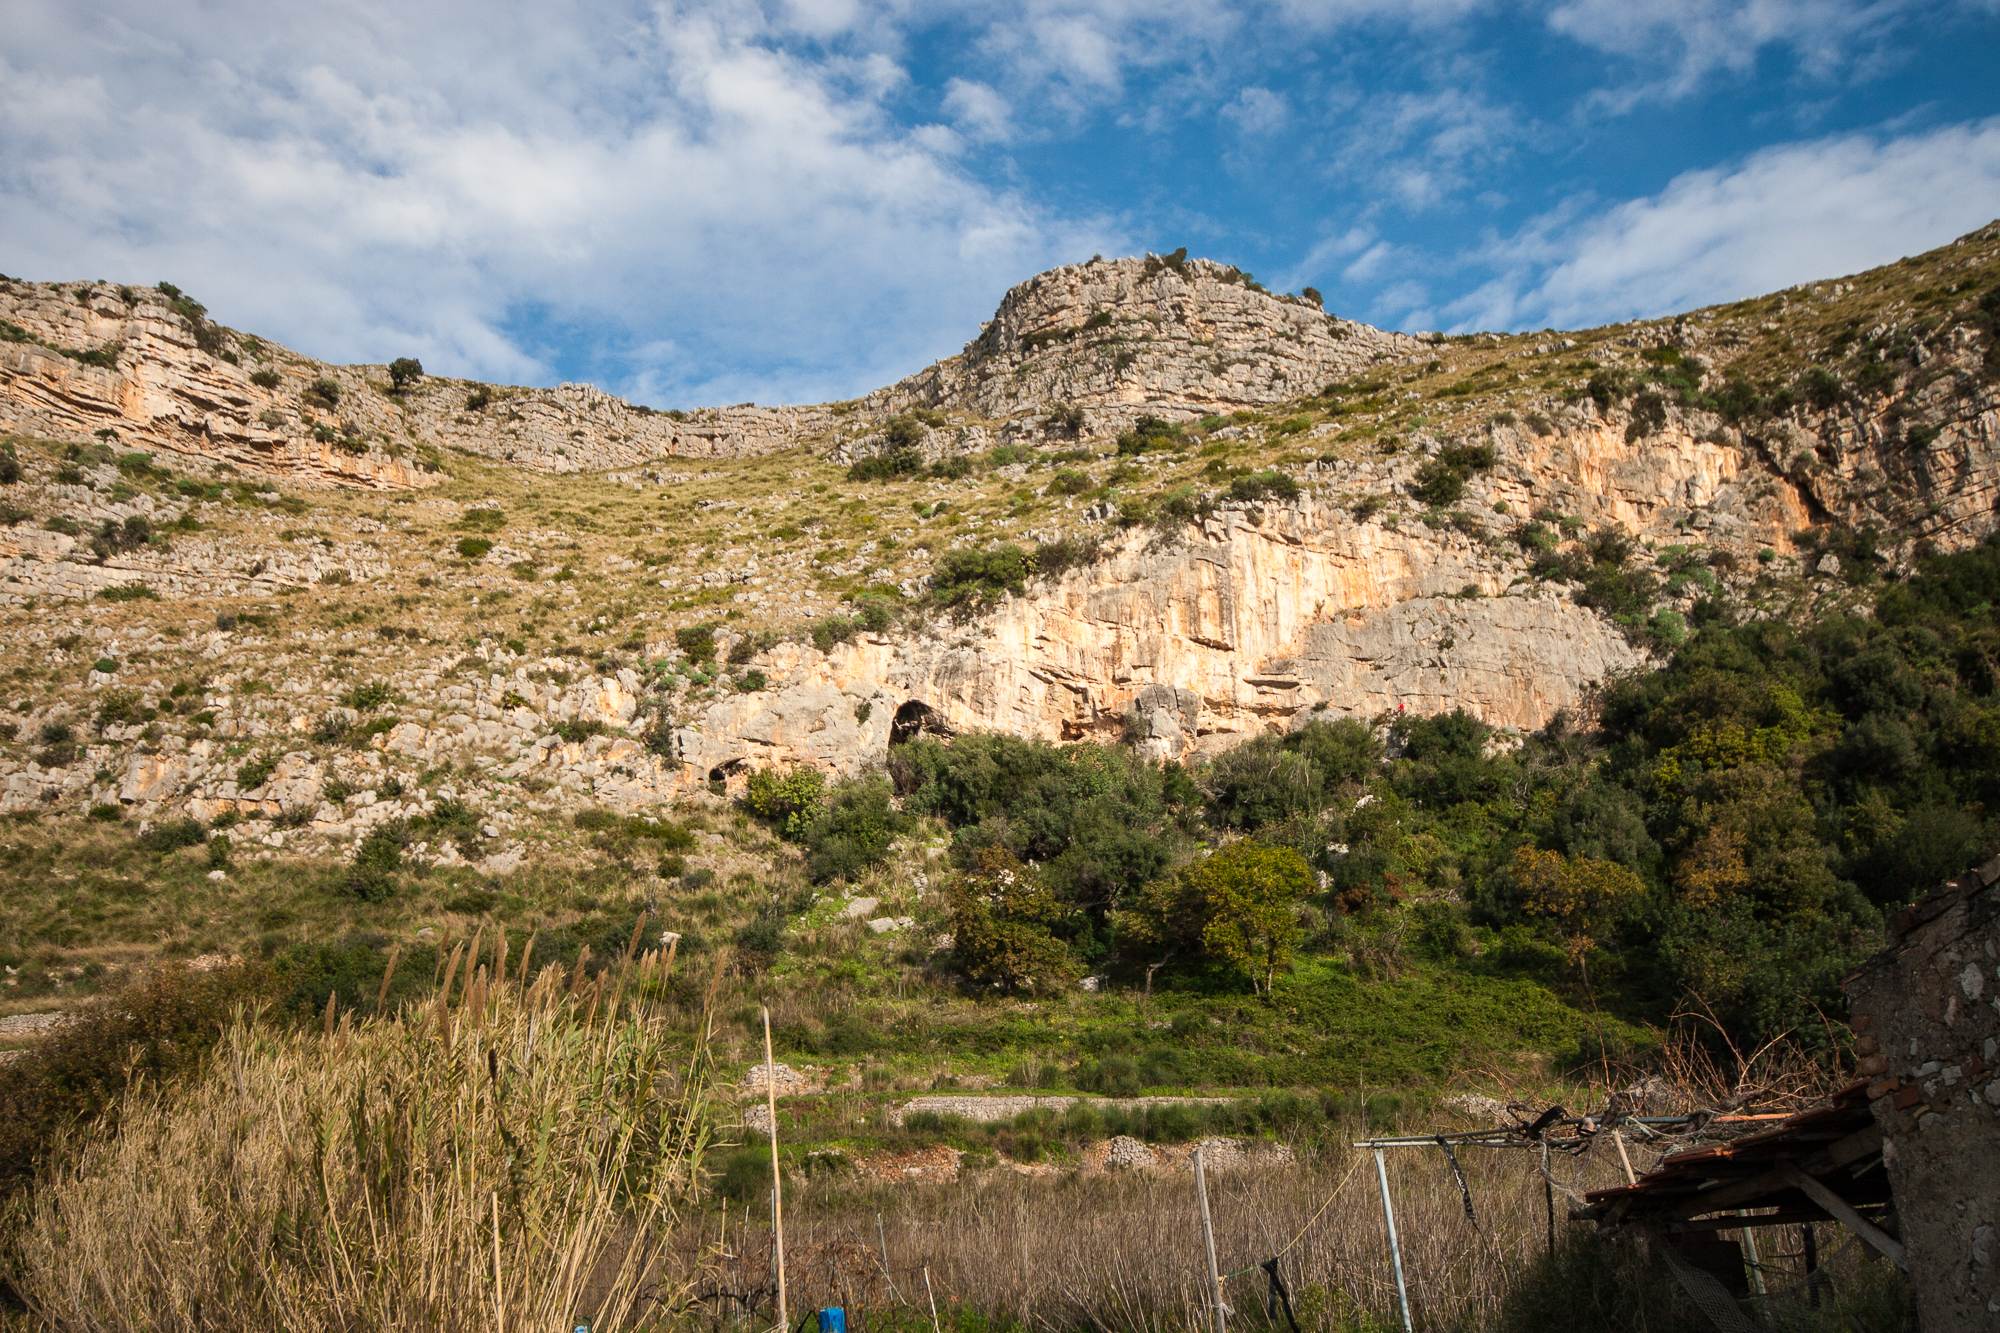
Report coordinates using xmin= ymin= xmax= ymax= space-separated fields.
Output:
xmin=1846 ymin=856 xmax=2000 ymax=1332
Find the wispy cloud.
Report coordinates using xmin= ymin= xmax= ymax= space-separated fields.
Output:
xmin=1433 ymin=117 xmax=2000 ymax=331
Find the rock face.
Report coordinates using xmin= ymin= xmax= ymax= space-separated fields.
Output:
xmin=872 ymin=255 xmax=1425 ymax=421
xmin=671 ymin=492 xmax=1647 ymax=783
xmin=0 ymin=279 xmax=840 ymax=488
xmin=0 ymin=284 xmax=440 ymax=490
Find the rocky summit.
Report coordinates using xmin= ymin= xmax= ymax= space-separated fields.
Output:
xmin=0 ymin=223 xmax=1997 ymax=856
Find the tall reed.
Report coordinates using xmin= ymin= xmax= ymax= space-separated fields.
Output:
xmin=8 ymin=946 xmax=714 ymax=1333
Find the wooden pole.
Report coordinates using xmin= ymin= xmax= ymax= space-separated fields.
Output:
xmin=1801 ymin=1225 xmax=1821 ymax=1309
xmin=923 ymin=1266 xmax=942 ymax=1333
xmin=1776 ymin=1164 xmax=1907 ymax=1270
xmin=1373 ymin=1150 xmax=1413 ymax=1333
xmin=763 ymin=1006 xmax=789 ymax=1332
xmin=1194 ymin=1146 xmax=1227 ymax=1333
xmin=1612 ymin=1129 xmax=1637 ymax=1186
xmin=1539 ymin=1137 xmax=1555 ymax=1256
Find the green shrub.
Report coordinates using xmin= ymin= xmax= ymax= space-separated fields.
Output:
xmin=1031 ymin=534 xmax=1103 ymax=578
xmin=930 ymin=545 xmax=1030 ymax=613
xmin=1115 ymin=415 xmax=1180 ymax=455
xmin=303 ymin=377 xmax=341 ymax=408
xmin=745 ymin=766 xmax=827 ymax=839
xmin=1226 ymin=470 xmax=1300 ymax=504
xmin=139 ymin=818 xmax=209 ymax=853
xmin=1624 ymin=390 xmax=1668 ymax=441
xmin=848 ymin=448 xmax=925 ymax=482
xmin=1585 ymin=368 xmax=1631 ymax=408
xmin=802 ymin=776 xmax=906 ymax=883
xmin=96 ymin=584 xmax=158 ymax=603
xmin=676 ymin=624 xmax=717 ymax=663
xmin=811 ymin=616 xmax=857 ymax=653
xmin=250 ymin=368 xmax=280 ymax=389
xmin=387 ymin=357 xmax=423 ymax=390
xmin=340 ymin=681 xmax=394 ymax=711
xmin=946 ymin=849 xmax=1079 ymax=993
xmin=456 ymin=507 xmax=506 ymax=533
xmin=553 ymin=717 xmax=609 ymax=743
xmin=343 ymin=820 xmax=410 ymax=903
xmin=236 ymin=755 xmax=278 ymax=790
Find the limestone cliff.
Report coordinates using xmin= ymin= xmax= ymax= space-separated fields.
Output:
xmin=0 ymin=278 xmax=838 ymax=488
xmin=869 ymin=254 xmax=1426 ymax=419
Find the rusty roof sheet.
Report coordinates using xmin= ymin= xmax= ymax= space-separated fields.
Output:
xmin=1580 ymin=1081 xmax=1887 ymax=1227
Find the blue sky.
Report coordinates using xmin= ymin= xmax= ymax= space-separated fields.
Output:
xmin=5 ymin=2 xmax=2000 ymax=408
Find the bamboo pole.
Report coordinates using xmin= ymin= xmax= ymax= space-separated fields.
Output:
xmin=1194 ymin=1146 xmax=1226 ymax=1333
xmin=1373 ymin=1149 xmax=1413 ymax=1333
xmin=763 ymin=1006 xmax=789 ymax=1332
xmin=924 ymin=1266 xmax=942 ymax=1333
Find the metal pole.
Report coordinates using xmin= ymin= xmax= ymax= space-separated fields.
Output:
xmin=1738 ymin=1211 xmax=1768 ymax=1302
xmin=1373 ymin=1149 xmax=1413 ymax=1333
xmin=763 ymin=1006 xmax=788 ymax=1333
xmin=1195 ymin=1146 xmax=1227 ymax=1333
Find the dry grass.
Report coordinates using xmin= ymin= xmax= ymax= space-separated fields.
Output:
xmin=779 ymin=1140 xmax=1627 ymax=1333
xmin=4 ymin=944 xmax=716 ymax=1333
xmin=679 ymin=1139 xmax=1904 ymax=1333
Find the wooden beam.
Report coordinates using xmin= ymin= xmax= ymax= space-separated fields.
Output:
xmin=1777 ymin=1164 xmax=1907 ymax=1271
xmin=1667 ymin=1166 xmax=1794 ymax=1219
xmin=1665 ymin=1209 xmax=1832 ymax=1234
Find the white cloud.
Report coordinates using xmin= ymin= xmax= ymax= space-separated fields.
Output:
xmin=1437 ymin=117 xmax=2000 ymax=331
xmin=943 ymin=78 xmax=1014 ymax=142
xmin=1221 ymin=87 xmax=1289 ymax=136
xmin=0 ymin=1 xmax=1117 ymax=404
xmin=1548 ymin=0 xmax=1940 ymax=104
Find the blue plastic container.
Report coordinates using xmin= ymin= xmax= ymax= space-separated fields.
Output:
xmin=819 ymin=1309 xmax=847 ymax=1333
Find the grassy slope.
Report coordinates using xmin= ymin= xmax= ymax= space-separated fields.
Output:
xmin=3 ymin=227 xmax=1997 ymax=1099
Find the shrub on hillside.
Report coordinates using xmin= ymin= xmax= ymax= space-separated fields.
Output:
xmin=929 ymin=545 xmax=1030 ymax=614
xmin=801 ymin=775 xmax=906 ymax=883
xmin=0 ymin=961 xmax=276 ymax=1191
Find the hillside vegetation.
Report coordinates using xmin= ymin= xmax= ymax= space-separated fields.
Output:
xmin=6 ymin=228 xmax=1993 ymax=1333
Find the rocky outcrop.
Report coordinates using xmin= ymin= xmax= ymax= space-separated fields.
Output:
xmin=0 ymin=284 xmax=440 ymax=490
xmin=669 ymin=493 xmax=1648 ymax=784
xmin=869 ymin=255 xmax=1427 ymax=422
xmin=0 ymin=279 xmax=840 ymax=489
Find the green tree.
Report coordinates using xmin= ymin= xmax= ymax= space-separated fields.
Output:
xmin=1187 ymin=843 xmax=1313 ymax=993
xmin=388 ymin=357 xmax=423 ymax=390
xmin=947 ymin=849 xmax=1079 ymax=994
